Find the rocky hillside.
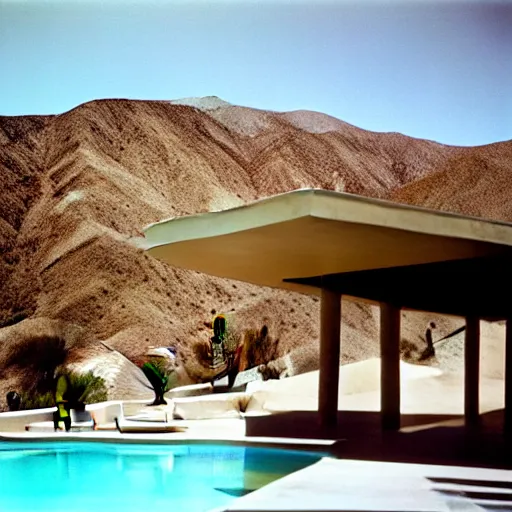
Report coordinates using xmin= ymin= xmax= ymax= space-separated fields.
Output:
xmin=389 ymin=140 xmax=512 ymax=221
xmin=1 ymin=97 xmax=509 ymax=406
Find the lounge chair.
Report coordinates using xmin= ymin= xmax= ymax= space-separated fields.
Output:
xmin=114 ymin=416 xmax=187 ymax=434
xmin=113 ymin=406 xmax=187 ymax=434
xmin=70 ymin=409 xmax=96 ymax=431
xmin=26 ymin=408 xmax=96 ymax=432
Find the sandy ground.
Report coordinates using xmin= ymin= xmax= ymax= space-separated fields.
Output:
xmin=247 ymin=358 xmax=505 ymax=417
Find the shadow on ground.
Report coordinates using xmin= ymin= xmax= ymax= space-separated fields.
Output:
xmin=245 ymin=409 xmax=512 ymax=469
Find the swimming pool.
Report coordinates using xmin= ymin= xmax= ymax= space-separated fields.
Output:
xmin=0 ymin=441 xmax=326 ymax=512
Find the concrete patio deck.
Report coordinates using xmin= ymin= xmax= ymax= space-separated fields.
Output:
xmin=224 ymin=457 xmax=512 ymax=511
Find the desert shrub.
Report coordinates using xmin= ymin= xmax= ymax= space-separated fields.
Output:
xmin=239 ymin=325 xmax=279 ymax=372
xmin=181 ymin=338 xmax=224 ymax=383
xmin=63 ymin=371 xmax=108 ymax=408
xmin=0 ymin=310 xmax=30 ymax=328
xmin=192 ymin=339 xmax=212 ymax=366
xmin=196 ymin=314 xmax=242 ymax=371
xmin=16 ymin=371 xmax=107 ymax=411
xmin=0 ymin=334 xmax=68 ymax=395
xmin=400 ymin=338 xmax=425 ymax=363
xmin=223 ymin=320 xmax=242 ymax=358
xmin=141 ymin=358 xmax=178 ymax=405
xmin=179 ymin=326 xmax=220 ymax=384
xmin=258 ymin=359 xmax=287 ymax=380
xmin=184 ymin=316 xmax=277 ymax=383
xmin=2 ymin=334 xmax=66 ymax=371
xmin=19 ymin=391 xmax=55 ymax=411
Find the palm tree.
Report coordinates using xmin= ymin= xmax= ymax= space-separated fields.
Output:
xmin=64 ymin=371 xmax=108 ymax=410
xmin=141 ymin=359 xmax=177 ymax=405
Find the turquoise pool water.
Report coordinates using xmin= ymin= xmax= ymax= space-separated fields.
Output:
xmin=0 ymin=442 xmax=325 ymax=512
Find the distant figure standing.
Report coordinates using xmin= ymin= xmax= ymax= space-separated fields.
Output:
xmin=420 ymin=321 xmax=437 ymax=361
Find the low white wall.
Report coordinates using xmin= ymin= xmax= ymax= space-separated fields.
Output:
xmin=173 ymin=392 xmax=250 ymax=420
xmin=0 ymin=407 xmax=56 ymax=432
xmin=0 ymin=394 xmax=267 ymax=432
xmin=166 ymin=382 xmax=213 ymax=399
xmin=85 ymin=401 xmax=124 ymax=425
xmin=0 ymin=399 xmax=152 ymax=432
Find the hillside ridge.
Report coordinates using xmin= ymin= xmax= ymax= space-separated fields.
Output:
xmin=0 ymin=97 xmax=509 ymax=407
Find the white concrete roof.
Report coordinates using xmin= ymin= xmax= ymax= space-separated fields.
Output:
xmin=143 ymin=189 xmax=512 ymax=296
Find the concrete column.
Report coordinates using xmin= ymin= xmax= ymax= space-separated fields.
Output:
xmin=380 ymin=303 xmax=401 ymax=431
xmin=464 ymin=316 xmax=480 ymax=426
xmin=319 ymin=288 xmax=342 ymax=428
xmin=505 ymin=319 xmax=512 ymax=436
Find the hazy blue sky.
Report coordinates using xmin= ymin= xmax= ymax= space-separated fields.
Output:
xmin=0 ymin=0 xmax=510 ymax=146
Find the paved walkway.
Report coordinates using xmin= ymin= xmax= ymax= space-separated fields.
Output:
xmin=225 ymin=457 xmax=512 ymax=511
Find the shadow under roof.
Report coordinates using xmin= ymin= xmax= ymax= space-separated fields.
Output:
xmin=143 ymin=189 xmax=512 ymax=318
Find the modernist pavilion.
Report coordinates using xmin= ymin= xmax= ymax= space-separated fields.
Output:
xmin=143 ymin=189 xmax=512 ymax=436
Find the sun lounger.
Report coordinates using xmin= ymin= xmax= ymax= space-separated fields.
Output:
xmin=26 ymin=411 xmax=95 ymax=432
xmin=114 ymin=417 xmax=188 ymax=434
xmin=70 ymin=409 xmax=95 ymax=431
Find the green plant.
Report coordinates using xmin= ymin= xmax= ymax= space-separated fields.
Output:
xmin=207 ymin=313 xmax=241 ymax=368
xmin=19 ymin=391 xmax=55 ymax=411
xmin=16 ymin=370 xmax=107 ymax=412
xmin=54 ymin=371 xmax=108 ymax=411
xmin=213 ymin=314 xmax=227 ymax=341
xmin=141 ymin=359 xmax=177 ymax=405
xmin=68 ymin=371 xmax=108 ymax=408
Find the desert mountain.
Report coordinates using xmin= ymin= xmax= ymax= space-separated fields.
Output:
xmin=389 ymin=140 xmax=512 ymax=222
xmin=1 ymin=97 xmax=510 ymax=406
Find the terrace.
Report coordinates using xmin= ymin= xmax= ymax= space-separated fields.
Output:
xmin=143 ymin=188 xmax=512 ymax=438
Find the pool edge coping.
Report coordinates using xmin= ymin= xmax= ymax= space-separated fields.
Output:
xmin=0 ymin=432 xmax=337 ymax=456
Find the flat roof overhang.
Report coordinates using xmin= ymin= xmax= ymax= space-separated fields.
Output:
xmin=285 ymin=254 xmax=512 ymax=320
xmin=142 ymin=189 xmax=512 ymax=318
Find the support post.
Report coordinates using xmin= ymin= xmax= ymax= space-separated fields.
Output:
xmin=464 ymin=316 xmax=480 ymax=427
xmin=380 ymin=303 xmax=401 ymax=431
xmin=319 ymin=287 xmax=342 ymax=428
xmin=505 ymin=319 xmax=512 ymax=436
